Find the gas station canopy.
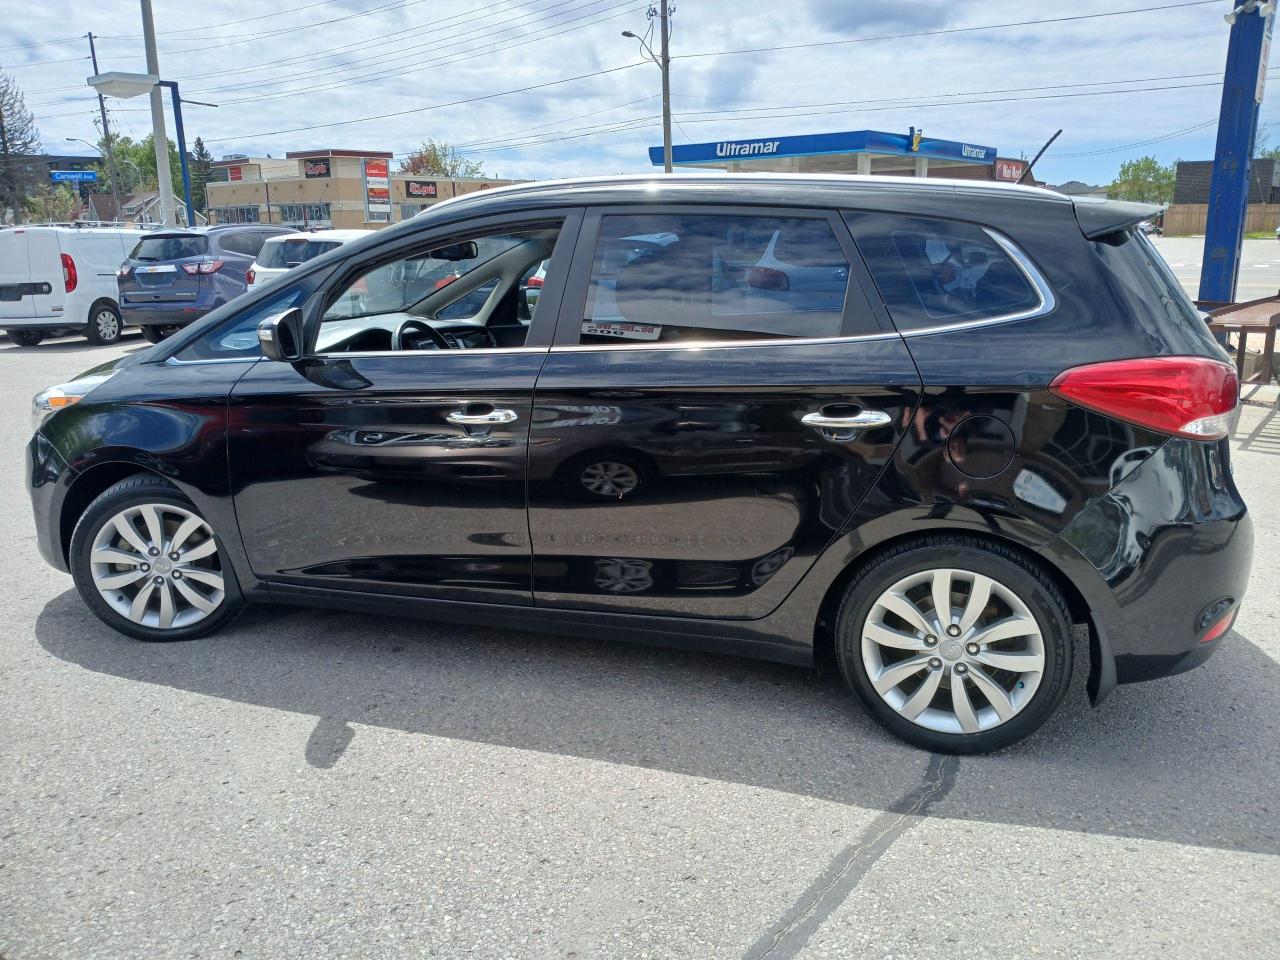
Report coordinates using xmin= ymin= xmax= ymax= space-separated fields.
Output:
xmin=649 ymin=128 xmax=1024 ymax=181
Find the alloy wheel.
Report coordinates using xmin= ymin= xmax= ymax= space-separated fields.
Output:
xmin=580 ymin=460 xmax=640 ymax=498
xmin=860 ymin=568 xmax=1045 ymax=735
xmin=89 ymin=503 xmax=225 ymax=630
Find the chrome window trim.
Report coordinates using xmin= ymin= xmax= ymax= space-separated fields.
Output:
xmin=165 ymin=355 xmax=262 ymax=366
xmin=899 ymin=228 xmax=1056 ymax=338
xmin=549 ymin=331 xmax=899 ymax=353
xmin=309 ymin=345 xmax=550 ymax=359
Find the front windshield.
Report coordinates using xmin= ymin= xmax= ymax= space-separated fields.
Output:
xmin=322 ymin=234 xmax=527 ymax=322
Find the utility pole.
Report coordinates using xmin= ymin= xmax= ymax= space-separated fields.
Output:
xmin=140 ymin=0 xmax=176 ymax=226
xmin=1201 ymin=1 xmax=1275 ymax=305
xmin=87 ymin=33 xmax=124 ymax=223
xmin=659 ymin=4 xmax=672 ymax=173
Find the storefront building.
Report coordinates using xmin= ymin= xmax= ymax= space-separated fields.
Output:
xmin=206 ymin=149 xmax=516 ymax=230
xmin=650 ymin=128 xmax=1030 ymax=183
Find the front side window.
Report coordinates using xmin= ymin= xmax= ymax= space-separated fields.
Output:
xmin=848 ymin=213 xmax=1041 ymax=331
xmin=577 ymin=212 xmax=852 ymax=345
xmin=174 ymin=283 xmax=311 ymax=362
xmin=315 ymin=223 xmax=562 ymax=353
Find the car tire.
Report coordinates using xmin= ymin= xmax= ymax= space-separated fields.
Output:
xmin=6 ymin=330 xmax=45 ymax=347
xmin=84 ymin=303 xmax=123 ymax=346
xmin=835 ymin=535 xmax=1073 ymax=754
xmin=140 ymin=325 xmax=174 ymax=344
xmin=69 ymin=474 xmax=244 ymax=642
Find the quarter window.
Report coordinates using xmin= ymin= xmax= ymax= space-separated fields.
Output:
xmin=577 ymin=212 xmax=854 ymax=345
xmin=848 ymin=214 xmax=1042 ymax=331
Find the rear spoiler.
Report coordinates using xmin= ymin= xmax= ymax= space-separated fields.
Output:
xmin=1071 ymin=197 xmax=1162 ymax=240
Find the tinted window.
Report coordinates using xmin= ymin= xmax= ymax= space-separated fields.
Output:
xmin=578 ymin=213 xmax=852 ymax=345
xmin=174 ymin=283 xmax=310 ymax=362
xmin=258 ymin=238 xmax=341 ymax=269
xmin=1091 ymin=229 xmax=1206 ymax=329
xmin=218 ymin=232 xmax=264 ymax=257
xmin=848 ymin=214 xmax=1040 ymax=331
xmin=129 ymin=235 xmax=207 ymax=261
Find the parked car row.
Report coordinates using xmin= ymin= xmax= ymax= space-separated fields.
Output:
xmin=2 ymin=224 xmax=370 ymax=347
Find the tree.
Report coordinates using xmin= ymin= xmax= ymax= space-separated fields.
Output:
xmin=1254 ymin=128 xmax=1280 ymax=160
xmin=398 ymin=139 xmax=485 ymax=178
xmin=1107 ymin=156 xmax=1175 ymax=204
xmin=22 ymin=184 xmax=78 ymax=223
xmin=91 ymin=133 xmax=183 ymax=198
xmin=190 ymin=137 xmax=213 ymax=213
xmin=0 ymin=69 xmax=43 ymax=224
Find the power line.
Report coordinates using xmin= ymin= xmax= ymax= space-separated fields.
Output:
xmin=1048 ymin=119 xmax=1219 ymax=156
xmin=672 ymin=0 xmax=1220 ymax=61
xmin=202 ymin=60 xmax=650 ymax=144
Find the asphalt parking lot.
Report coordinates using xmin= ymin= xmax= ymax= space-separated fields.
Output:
xmin=1154 ymin=234 xmax=1280 ymax=302
xmin=2 ymin=316 xmax=1278 ymax=959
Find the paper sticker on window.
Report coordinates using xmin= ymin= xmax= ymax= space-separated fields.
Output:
xmin=582 ymin=321 xmax=662 ymax=341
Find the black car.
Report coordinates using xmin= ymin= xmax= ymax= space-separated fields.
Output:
xmin=118 ymin=224 xmax=292 ymax=342
xmin=26 ymin=175 xmax=1251 ymax=753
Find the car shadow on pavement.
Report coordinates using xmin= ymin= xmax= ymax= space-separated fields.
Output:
xmin=35 ymin=589 xmax=1279 ymax=857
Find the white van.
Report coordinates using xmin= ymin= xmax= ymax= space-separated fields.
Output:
xmin=0 ymin=225 xmax=146 ymax=346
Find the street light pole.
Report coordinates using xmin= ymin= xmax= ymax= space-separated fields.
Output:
xmin=140 ymin=0 xmax=175 ymax=226
xmin=86 ymin=33 xmax=123 ymax=222
xmin=623 ymin=5 xmax=675 ymax=174
xmin=658 ymin=5 xmax=672 ymax=174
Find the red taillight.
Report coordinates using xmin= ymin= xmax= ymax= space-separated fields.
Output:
xmin=61 ymin=253 xmax=77 ymax=293
xmin=246 ymin=268 xmax=256 ymax=285
xmin=181 ymin=259 xmax=225 ymax=276
xmin=526 ymin=274 xmax=544 ymax=288
xmin=1048 ymin=356 xmax=1238 ymax=441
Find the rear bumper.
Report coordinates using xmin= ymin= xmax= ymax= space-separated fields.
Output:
xmin=121 ymin=293 xmax=224 ymax=328
xmin=1050 ymin=436 xmax=1252 ymax=691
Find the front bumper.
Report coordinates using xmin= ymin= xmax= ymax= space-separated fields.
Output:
xmin=1052 ymin=436 xmax=1252 ymax=690
xmin=26 ymin=430 xmax=76 ymax=572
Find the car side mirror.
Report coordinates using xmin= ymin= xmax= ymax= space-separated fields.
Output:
xmin=257 ymin=307 xmax=306 ymax=362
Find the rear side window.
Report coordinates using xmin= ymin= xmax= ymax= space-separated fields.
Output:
xmin=257 ymin=238 xmax=339 ymax=269
xmin=218 ymin=232 xmax=265 ymax=257
xmin=1090 ymin=229 xmax=1205 ymax=329
xmin=129 ymin=235 xmax=208 ymax=261
xmin=577 ymin=212 xmax=856 ymax=345
xmin=847 ymin=214 xmax=1042 ymax=331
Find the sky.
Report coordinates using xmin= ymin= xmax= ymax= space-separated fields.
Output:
xmin=0 ymin=0 xmax=1269 ymax=187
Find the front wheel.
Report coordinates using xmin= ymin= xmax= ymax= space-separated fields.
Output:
xmin=836 ymin=536 xmax=1073 ymax=754
xmin=6 ymin=330 xmax=45 ymax=347
xmin=69 ymin=475 xmax=243 ymax=641
xmin=84 ymin=304 xmax=122 ymax=345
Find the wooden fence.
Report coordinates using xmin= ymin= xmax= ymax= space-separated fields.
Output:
xmin=1163 ymin=203 xmax=1280 ymax=236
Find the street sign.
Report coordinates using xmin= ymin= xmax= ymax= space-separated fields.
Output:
xmin=50 ymin=170 xmax=98 ymax=183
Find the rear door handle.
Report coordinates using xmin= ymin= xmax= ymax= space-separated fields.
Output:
xmin=447 ymin=408 xmax=519 ymax=426
xmin=801 ymin=410 xmax=892 ymax=431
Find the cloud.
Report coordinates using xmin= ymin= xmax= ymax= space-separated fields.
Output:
xmin=805 ymin=0 xmax=956 ymax=35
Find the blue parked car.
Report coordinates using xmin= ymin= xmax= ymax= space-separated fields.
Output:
xmin=118 ymin=225 xmax=292 ymax=342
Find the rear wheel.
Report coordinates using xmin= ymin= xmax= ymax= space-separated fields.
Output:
xmin=6 ymin=330 xmax=45 ymax=347
xmin=70 ymin=475 xmax=244 ymax=641
xmin=836 ymin=536 xmax=1073 ymax=753
xmin=84 ymin=303 xmax=122 ymax=346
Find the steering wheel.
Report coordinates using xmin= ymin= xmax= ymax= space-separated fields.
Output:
xmin=392 ymin=318 xmax=451 ymax=352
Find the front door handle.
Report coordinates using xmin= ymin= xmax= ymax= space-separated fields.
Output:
xmin=801 ymin=410 xmax=892 ymax=431
xmin=447 ymin=408 xmax=519 ymax=426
